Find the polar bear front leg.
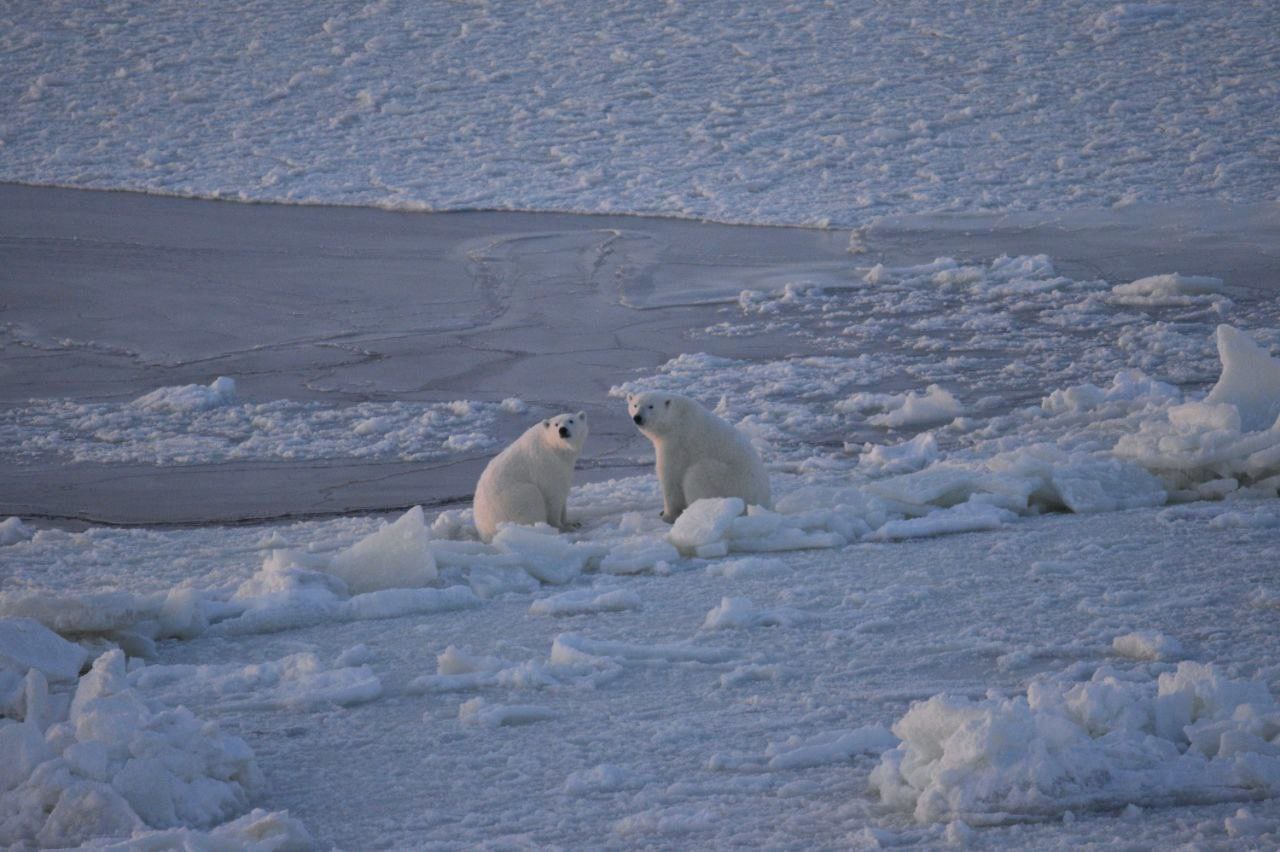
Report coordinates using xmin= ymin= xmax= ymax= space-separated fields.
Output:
xmin=656 ymin=447 xmax=687 ymax=523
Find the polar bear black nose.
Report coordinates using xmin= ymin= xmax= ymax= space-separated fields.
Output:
xmin=633 ymin=414 xmax=643 ymax=425
xmin=559 ymin=426 xmax=569 ymax=438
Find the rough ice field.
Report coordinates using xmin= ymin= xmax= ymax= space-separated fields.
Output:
xmin=4 ymin=248 xmax=1280 ymax=845
xmin=2 ymin=0 xmax=1278 ymax=225
xmin=0 ymin=377 xmax=527 ymax=465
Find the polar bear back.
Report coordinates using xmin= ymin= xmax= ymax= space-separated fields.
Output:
xmin=670 ymin=399 xmax=770 ymax=507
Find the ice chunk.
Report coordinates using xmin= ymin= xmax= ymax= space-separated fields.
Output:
xmin=668 ymin=498 xmax=743 ymax=555
xmin=327 ymin=506 xmax=437 ymax=594
xmin=1110 ymin=273 xmax=1229 ymax=306
xmin=872 ymin=500 xmax=1016 ymax=541
xmin=132 ymin=376 xmax=237 ymax=412
xmin=599 ymin=538 xmax=679 ymax=575
xmin=1206 ymin=325 xmax=1280 ymax=432
xmin=766 ymin=726 xmax=898 ymax=770
xmin=530 ymin=588 xmax=641 ymax=616
xmin=858 ymin=432 xmax=939 ymax=476
xmin=0 ymin=649 xmax=267 ymax=848
xmin=563 ymin=764 xmax=646 ymax=796
xmin=458 ymin=697 xmax=555 ymax=727
xmin=0 ymin=517 xmax=34 ymax=546
xmin=702 ymin=597 xmax=807 ymax=630
xmin=0 ymin=618 xmax=87 ymax=681
xmin=839 ymin=385 xmax=962 ymax=428
xmin=491 ymin=524 xmax=591 ymax=584
xmin=1112 ymin=631 xmax=1182 ymax=661
xmin=1048 ymin=457 xmax=1166 ymax=513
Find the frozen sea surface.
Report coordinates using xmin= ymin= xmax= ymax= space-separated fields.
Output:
xmin=2 ymin=0 xmax=1278 ymax=225
xmin=2 ymin=185 xmax=1280 ymax=848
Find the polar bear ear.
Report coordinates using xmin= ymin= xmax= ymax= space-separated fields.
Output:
xmin=626 ymin=393 xmax=634 ymax=402
xmin=577 ymin=411 xmax=586 ymax=420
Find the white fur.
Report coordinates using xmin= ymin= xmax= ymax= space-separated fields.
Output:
xmin=474 ymin=412 xmax=588 ymax=542
xmin=628 ymin=392 xmax=770 ymax=522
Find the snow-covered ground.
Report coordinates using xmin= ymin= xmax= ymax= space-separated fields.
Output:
xmin=2 ymin=0 xmax=1278 ymax=224
xmin=3 ymin=0 xmax=1280 ymax=848
xmin=4 ymin=239 xmax=1280 ymax=845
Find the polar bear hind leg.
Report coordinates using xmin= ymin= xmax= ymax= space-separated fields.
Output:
xmin=683 ymin=459 xmax=740 ymax=505
xmin=487 ymin=483 xmax=549 ymax=533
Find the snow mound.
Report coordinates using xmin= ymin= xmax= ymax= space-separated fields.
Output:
xmin=0 ymin=650 xmax=267 ymax=848
xmin=327 ymin=506 xmax=437 ymax=594
xmin=872 ymin=662 xmax=1280 ymax=824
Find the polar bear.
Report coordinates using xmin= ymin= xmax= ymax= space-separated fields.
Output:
xmin=627 ymin=392 xmax=770 ymax=522
xmin=473 ymin=412 xmax=588 ymax=542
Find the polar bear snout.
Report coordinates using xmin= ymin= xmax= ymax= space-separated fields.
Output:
xmin=632 ymin=413 xmax=644 ymax=426
xmin=558 ymin=425 xmax=570 ymax=438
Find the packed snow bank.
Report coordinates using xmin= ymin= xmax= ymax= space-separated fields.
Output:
xmin=0 ymin=649 xmax=295 ymax=848
xmin=872 ymin=662 xmax=1280 ymax=825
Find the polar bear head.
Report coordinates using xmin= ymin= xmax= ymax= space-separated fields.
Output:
xmin=540 ymin=411 xmax=589 ymax=455
xmin=627 ymin=392 xmax=688 ymax=436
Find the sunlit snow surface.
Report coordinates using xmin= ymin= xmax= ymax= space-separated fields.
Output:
xmin=2 ymin=0 xmax=1278 ymax=224
xmin=4 ymin=244 xmax=1280 ymax=846
xmin=3 ymin=1 xmax=1280 ymax=845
